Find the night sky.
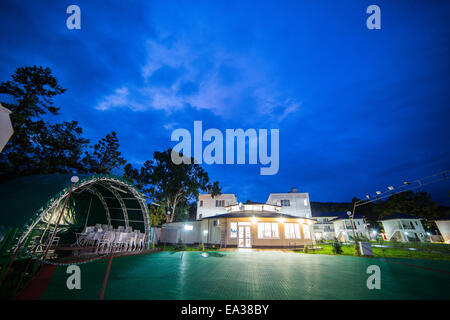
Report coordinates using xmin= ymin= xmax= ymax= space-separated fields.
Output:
xmin=0 ymin=1 xmax=449 ymax=205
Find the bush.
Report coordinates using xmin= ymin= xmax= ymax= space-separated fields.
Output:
xmin=332 ymin=240 xmax=343 ymax=254
xmin=199 ymin=243 xmax=205 ymax=251
xmin=303 ymin=245 xmax=309 ymax=253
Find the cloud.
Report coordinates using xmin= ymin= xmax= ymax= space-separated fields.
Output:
xmin=95 ymin=36 xmax=301 ymax=123
xmin=95 ymin=87 xmax=146 ymax=112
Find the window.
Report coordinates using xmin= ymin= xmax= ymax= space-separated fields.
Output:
xmin=230 ymin=222 xmax=237 ymax=238
xmin=302 ymin=224 xmax=311 ymax=239
xmin=303 ymin=199 xmax=308 ymax=206
xmin=257 ymin=223 xmax=279 ymax=239
xmin=199 ymin=200 xmax=203 ymax=207
xmin=285 ymin=223 xmax=301 ymax=239
xmin=410 ymin=222 xmax=415 ymax=229
xmin=280 ymin=200 xmax=290 ymax=206
xmin=199 ymin=214 xmax=202 ymax=219
xmin=216 ymin=200 xmax=225 ymax=207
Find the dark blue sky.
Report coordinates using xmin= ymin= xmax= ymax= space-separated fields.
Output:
xmin=1 ymin=1 xmax=449 ymax=204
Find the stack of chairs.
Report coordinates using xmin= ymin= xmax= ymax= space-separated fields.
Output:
xmin=74 ymin=224 xmax=146 ymax=255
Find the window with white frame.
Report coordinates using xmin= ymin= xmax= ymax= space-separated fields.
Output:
xmin=285 ymin=223 xmax=301 ymax=239
xmin=302 ymin=224 xmax=311 ymax=239
xmin=230 ymin=222 xmax=237 ymax=238
xmin=257 ymin=223 xmax=279 ymax=239
xmin=216 ymin=200 xmax=225 ymax=207
xmin=280 ymin=200 xmax=290 ymax=206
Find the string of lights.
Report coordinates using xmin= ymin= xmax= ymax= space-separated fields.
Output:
xmin=354 ymin=170 xmax=449 ymax=208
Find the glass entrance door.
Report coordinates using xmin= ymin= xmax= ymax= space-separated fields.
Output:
xmin=238 ymin=225 xmax=251 ymax=248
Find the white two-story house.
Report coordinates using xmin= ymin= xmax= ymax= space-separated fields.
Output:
xmin=380 ymin=213 xmax=427 ymax=242
xmin=164 ymin=188 xmax=316 ymax=248
xmin=311 ymin=212 xmax=369 ymax=242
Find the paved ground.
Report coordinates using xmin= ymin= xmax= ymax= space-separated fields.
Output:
xmin=41 ymin=250 xmax=450 ymax=300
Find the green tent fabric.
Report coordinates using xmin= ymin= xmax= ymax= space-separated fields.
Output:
xmin=0 ymin=174 xmax=151 ymax=251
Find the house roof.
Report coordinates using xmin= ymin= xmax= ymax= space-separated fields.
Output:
xmin=312 ymin=211 xmax=364 ymax=220
xmin=379 ymin=213 xmax=422 ymax=221
xmin=202 ymin=211 xmax=315 ymax=220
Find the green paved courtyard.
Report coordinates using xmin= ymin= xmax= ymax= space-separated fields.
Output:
xmin=42 ymin=251 xmax=450 ymax=300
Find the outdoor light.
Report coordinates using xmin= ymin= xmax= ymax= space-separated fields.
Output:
xmin=388 ymin=186 xmax=394 ymax=190
xmin=366 ymin=195 xmax=370 ymax=199
xmin=403 ymin=181 xmax=410 ymax=185
xmin=427 ymin=232 xmax=431 ymax=236
xmin=376 ymin=191 xmax=381 ymax=195
xmin=184 ymin=225 xmax=193 ymax=231
xmin=297 ymin=218 xmax=304 ymax=224
xmin=71 ymin=176 xmax=79 ymax=183
xmin=346 ymin=211 xmax=351 ymax=216
xmin=203 ymin=230 xmax=208 ymax=235
xmin=372 ymin=230 xmax=377 ymax=235
xmin=251 ymin=216 xmax=258 ymax=224
xmin=277 ymin=217 xmax=286 ymax=223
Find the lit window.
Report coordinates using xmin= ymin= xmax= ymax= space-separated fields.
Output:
xmin=303 ymin=199 xmax=307 ymax=206
xmin=184 ymin=225 xmax=193 ymax=231
xmin=230 ymin=222 xmax=237 ymax=238
xmin=281 ymin=200 xmax=290 ymax=207
xmin=285 ymin=223 xmax=301 ymax=239
xmin=302 ymin=224 xmax=311 ymax=239
xmin=257 ymin=223 xmax=279 ymax=239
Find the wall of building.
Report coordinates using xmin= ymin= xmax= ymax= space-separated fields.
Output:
xmin=333 ymin=218 xmax=368 ymax=241
xmin=266 ymin=192 xmax=312 ymax=218
xmin=197 ymin=193 xmax=237 ymax=220
xmin=221 ymin=217 xmax=315 ymax=248
xmin=382 ymin=219 xmax=427 ymax=242
xmin=435 ymin=220 xmax=450 ymax=243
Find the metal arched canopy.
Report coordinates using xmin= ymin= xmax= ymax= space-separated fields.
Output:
xmin=0 ymin=174 xmax=151 ymax=249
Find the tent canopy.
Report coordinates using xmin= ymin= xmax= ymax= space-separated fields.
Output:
xmin=0 ymin=174 xmax=151 ymax=249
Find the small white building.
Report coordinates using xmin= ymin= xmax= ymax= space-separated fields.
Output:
xmin=311 ymin=212 xmax=369 ymax=242
xmin=311 ymin=213 xmax=338 ymax=240
xmin=380 ymin=213 xmax=427 ymax=242
xmin=434 ymin=217 xmax=450 ymax=244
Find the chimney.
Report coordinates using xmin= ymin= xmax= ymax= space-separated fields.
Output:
xmin=290 ymin=187 xmax=298 ymax=193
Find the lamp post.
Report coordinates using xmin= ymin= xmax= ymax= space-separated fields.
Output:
xmin=347 ymin=209 xmax=359 ymax=255
xmin=164 ymin=209 xmax=171 ymax=250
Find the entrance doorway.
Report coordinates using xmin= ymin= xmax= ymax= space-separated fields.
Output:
xmin=238 ymin=223 xmax=251 ymax=248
